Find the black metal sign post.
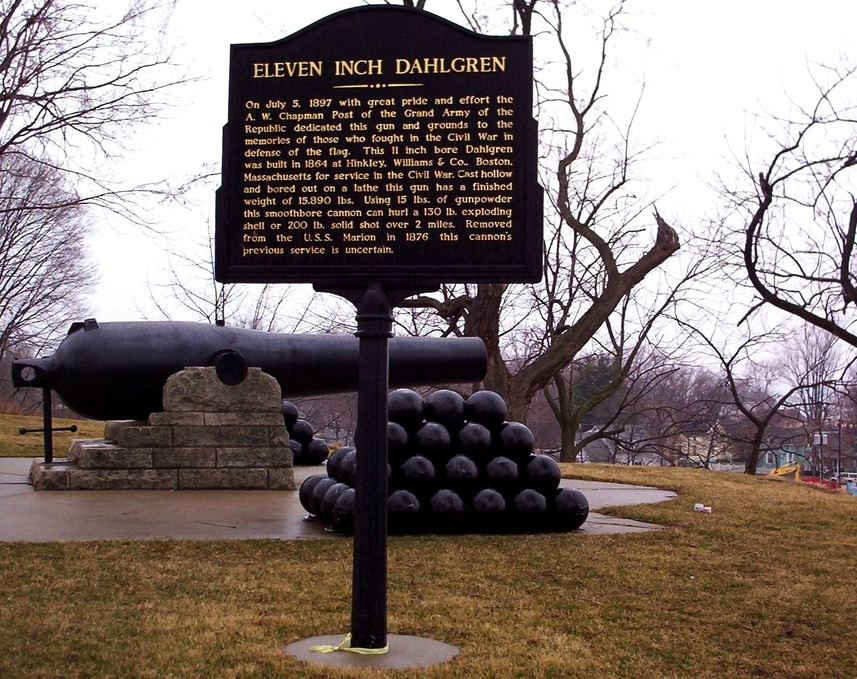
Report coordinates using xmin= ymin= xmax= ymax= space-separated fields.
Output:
xmin=215 ymin=4 xmax=540 ymax=662
xmin=323 ymin=283 xmax=430 ymax=650
xmin=351 ymin=285 xmax=393 ymax=649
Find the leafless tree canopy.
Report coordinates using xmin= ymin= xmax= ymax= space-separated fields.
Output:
xmin=0 ymin=0 xmax=183 ymax=366
xmin=737 ymin=64 xmax=857 ymax=345
xmin=402 ymin=1 xmax=681 ymax=423
xmin=0 ymin=155 xmax=95 ymax=360
xmin=0 ymin=0 xmax=180 ymax=209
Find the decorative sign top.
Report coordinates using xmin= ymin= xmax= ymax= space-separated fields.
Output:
xmin=215 ymin=6 xmax=542 ymax=287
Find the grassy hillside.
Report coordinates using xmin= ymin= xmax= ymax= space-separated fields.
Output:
xmin=0 ymin=413 xmax=105 ymax=457
xmin=0 ymin=465 xmax=855 ymax=678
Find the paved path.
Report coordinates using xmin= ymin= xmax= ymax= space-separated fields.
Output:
xmin=0 ymin=458 xmax=675 ymax=542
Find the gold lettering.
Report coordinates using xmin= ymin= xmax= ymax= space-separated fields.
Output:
xmin=335 ymin=59 xmax=383 ymax=76
xmin=252 ymin=61 xmax=323 ymax=78
xmin=395 ymin=56 xmax=507 ymax=75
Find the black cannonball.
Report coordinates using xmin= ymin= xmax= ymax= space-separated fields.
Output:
xmin=331 ymin=487 xmax=356 ymax=534
xmin=319 ymin=482 xmax=350 ymax=525
xmin=457 ymin=421 xmax=493 ymax=460
xmin=398 ymin=455 xmax=436 ymax=493
xmin=525 ymin=454 xmax=561 ymax=494
xmin=429 ymin=489 xmax=465 ymax=531
xmin=424 ymin=389 xmax=466 ymax=428
xmin=340 ymin=448 xmax=358 ymax=487
xmin=280 ymin=400 xmax=299 ymax=429
xmin=309 ymin=477 xmax=338 ymax=517
xmin=444 ymin=454 xmax=479 ymax=494
xmin=471 ymin=488 xmax=507 ymax=531
xmin=388 ymin=388 xmax=425 ymax=430
xmin=498 ymin=421 xmax=535 ymax=460
xmin=326 ymin=445 xmax=354 ymax=481
xmin=387 ymin=489 xmax=421 ymax=534
xmin=387 ymin=421 xmax=410 ymax=461
xmin=415 ymin=421 xmax=451 ymax=459
xmin=513 ymin=488 xmax=548 ymax=530
xmin=551 ymin=488 xmax=590 ymax=532
xmin=289 ymin=439 xmax=304 ymax=466
xmin=464 ymin=390 xmax=507 ymax=430
xmin=291 ymin=419 xmax=315 ymax=445
xmin=298 ymin=473 xmax=327 ymax=515
xmin=304 ymin=438 xmax=330 ymax=466
xmin=485 ymin=455 xmax=519 ymax=494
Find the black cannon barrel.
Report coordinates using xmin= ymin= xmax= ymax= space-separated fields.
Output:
xmin=11 ymin=320 xmax=487 ymax=420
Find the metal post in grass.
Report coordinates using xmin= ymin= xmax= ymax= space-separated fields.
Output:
xmin=350 ymin=284 xmax=392 ymax=649
xmin=326 ymin=283 xmax=431 ymax=649
xmin=838 ymin=419 xmax=842 ymax=478
xmin=42 ymin=388 xmax=53 ymax=463
xmin=17 ymin=388 xmax=77 ymax=463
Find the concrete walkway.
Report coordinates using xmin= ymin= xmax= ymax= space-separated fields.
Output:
xmin=0 ymin=457 xmax=675 ymax=542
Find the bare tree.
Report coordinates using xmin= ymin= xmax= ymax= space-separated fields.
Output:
xmin=0 ymin=156 xmax=95 ymax=363
xmin=541 ymin=274 xmax=699 ymax=463
xmin=0 ymin=0 xmax=182 ymax=214
xmin=148 ymin=217 xmax=357 ymax=333
xmin=0 ymin=0 xmax=185 ymax=360
xmin=614 ymin=364 xmax=735 ymax=468
xmin=559 ymin=346 xmax=682 ymax=464
xmin=674 ymin=317 xmax=841 ymax=474
xmin=785 ymin=325 xmax=853 ymax=474
xmin=736 ymin=63 xmax=857 ymax=345
xmin=402 ymin=1 xmax=680 ymax=421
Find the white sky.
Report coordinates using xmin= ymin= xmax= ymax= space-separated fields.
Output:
xmin=88 ymin=0 xmax=857 ymax=322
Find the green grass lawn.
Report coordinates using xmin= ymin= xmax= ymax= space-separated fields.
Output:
xmin=0 ymin=464 xmax=855 ymax=678
xmin=0 ymin=413 xmax=105 ymax=457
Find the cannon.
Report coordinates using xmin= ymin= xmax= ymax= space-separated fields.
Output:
xmin=11 ymin=319 xmax=487 ymax=420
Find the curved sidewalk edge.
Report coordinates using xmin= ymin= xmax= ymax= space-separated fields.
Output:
xmin=0 ymin=458 xmax=674 ymax=542
xmin=566 ymin=479 xmax=676 ymax=535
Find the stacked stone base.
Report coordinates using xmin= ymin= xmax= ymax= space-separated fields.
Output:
xmin=29 ymin=367 xmax=295 ymax=491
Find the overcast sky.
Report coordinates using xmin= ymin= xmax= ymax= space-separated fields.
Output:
xmin=88 ymin=0 xmax=857 ymax=322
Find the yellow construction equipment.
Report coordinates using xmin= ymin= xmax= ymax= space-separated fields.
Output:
xmin=768 ymin=462 xmax=802 ymax=481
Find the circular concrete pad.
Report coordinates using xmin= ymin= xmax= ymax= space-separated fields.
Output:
xmin=285 ymin=634 xmax=459 ymax=669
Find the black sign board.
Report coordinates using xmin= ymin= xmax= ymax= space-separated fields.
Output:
xmin=215 ymin=6 xmax=542 ymax=287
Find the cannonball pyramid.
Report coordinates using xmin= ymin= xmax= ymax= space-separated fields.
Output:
xmin=299 ymin=388 xmax=589 ymax=535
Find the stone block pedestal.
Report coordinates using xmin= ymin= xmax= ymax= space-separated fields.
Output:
xmin=29 ymin=367 xmax=295 ymax=490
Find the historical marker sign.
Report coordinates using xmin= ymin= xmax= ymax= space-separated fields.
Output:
xmin=215 ymin=6 xmax=542 ymax=287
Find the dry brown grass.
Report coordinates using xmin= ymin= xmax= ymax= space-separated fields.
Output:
xmin=0 ymin=465 xmax=855 ymax=678
xmin=0 ymin=413 xmax=104 ymax=457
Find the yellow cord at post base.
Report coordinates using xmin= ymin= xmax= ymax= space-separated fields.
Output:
xmin=310 ymin=633 xmax=390 ymax=655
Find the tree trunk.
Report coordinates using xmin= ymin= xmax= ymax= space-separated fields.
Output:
xmin=744 ymin=432 xmax=765 ymax=475
xmin=543 ymin=376 xmax=577 ymax=461
xmin=503 ymin=220 xmax=680 ymax=423
xmin=559 ymin=415 xmax=577 ymax=462
xmin=463 ymin=283 xmax=511 ymax=397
